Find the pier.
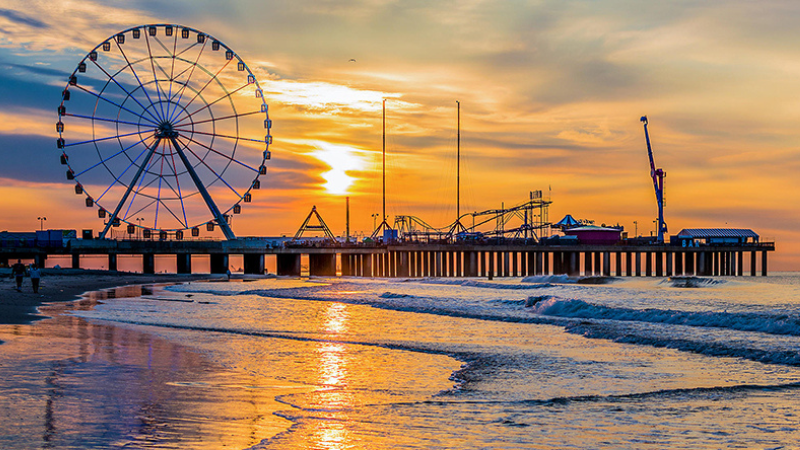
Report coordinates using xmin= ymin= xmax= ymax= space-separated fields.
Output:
xmin=0 ymin=239 xmax=775 ymax=278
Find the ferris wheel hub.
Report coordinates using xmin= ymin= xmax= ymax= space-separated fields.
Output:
xmin=155 ymin=121 xmax=179 ymax=139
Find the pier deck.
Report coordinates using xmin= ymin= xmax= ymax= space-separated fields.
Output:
xmin=0 ymin=239 xmax=775 ymax=278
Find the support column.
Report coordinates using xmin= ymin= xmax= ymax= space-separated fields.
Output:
xmin=364 ymin=254 xmax=373 ymax=277
xmin=685 ymin=252 xmax=694 ymax=275
xmin=503 ymin=252 xmax=510 ymax=277
xmin=143 ymin=253 xmax=155 ymax=274
xmin=615 ymin=252 xmax=622 ymax=277
xmin=512 ymin=252 xmax=519 ymax=277
xmin=243 ymin=253 xmax=265 ymax=275
xmin=645 ymin=252 xmax=653 ymax=276
xmin=277 ymin=254 xmax=301 ymax=276
xmin=399 ymin=251 xmax=409 ymax=277
xmin=626 ymin=252 xmax=633 ymax=277
xmin=488 ymin=251 xmax=495 ymax=280
xmin=467 ymin=251 xmax=478 ymax=277
xmin=690 ymin=252 xmax=714 ymax=276
xmin=104 ymin=254 xmax=116 ymax=271
xmin=447 ymin=251 xmax=455 ymax=277
xmin=520 ymin=251 xmax=527 ymax=276
xmin=603 ymin=252 xmax=611 ymax=276
xmin=543 ymin=251 xmax=550 ymax=275
xmin=666 ymin=252 xmax=673 ymax=277
xmin=211 ymin=253 xmax=230 ymax=275
xmin=675 ymin=252 xmax=683 ymax=276
xmin=635 ymin=252 xmax=642 ymax=276
xmin=568 ymin=252 xmax=579 ymax=277
xmin=762 ymin=250 xmax=768 ymax=276
xmin=591 ymin=252 xmax=599 ymax=276
xmin=72 ymin=253 xmax=80 ymax=269
xmin=309 ymin=254 xmax=336 ymax=276
xmin=176 ymin=254 xmax=191 ymax=274
xmin=584 ymin=252 xmax=592 ymax=276
xmin=535 ymin=252 xmax=544 ymax=276
xmin=35 ymin=254 xmax=47 ymax=269
xmin=750 ymin=251 xmax=757 ymax=276
xmin=655 ymin=252 xmax=663 ymax=277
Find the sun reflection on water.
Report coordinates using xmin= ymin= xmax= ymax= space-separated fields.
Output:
xmin=313 ymin=302 xmax=352 ymax=449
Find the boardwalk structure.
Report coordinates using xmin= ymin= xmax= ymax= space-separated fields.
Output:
xmin=0 ymin=238 xmax=775 ymax=278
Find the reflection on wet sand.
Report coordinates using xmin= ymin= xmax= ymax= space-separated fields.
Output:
xmin=314 ymin=302 xmax=352 ymax=450
xmin=0 ymin=285 xmax=291 ymax=450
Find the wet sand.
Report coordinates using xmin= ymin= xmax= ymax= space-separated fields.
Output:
xmin=0 ymin=270 xmax=216 ymax=325
xmin=0 ymin=274 xmax=303 ymax=449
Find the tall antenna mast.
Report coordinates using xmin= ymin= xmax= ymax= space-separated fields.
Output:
xmin=450 ymin=101 xmax=466 ymax=238
xmin=382 ymin=98 xmax=386 ymax=227
xmin=457 ymin=100 xmax=460 ymax=221
xmin=372 ymin=99 xmax=392 ymax=239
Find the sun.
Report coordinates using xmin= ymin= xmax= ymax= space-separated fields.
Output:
xmin=312 ymin=142 xmax=366 ymax=195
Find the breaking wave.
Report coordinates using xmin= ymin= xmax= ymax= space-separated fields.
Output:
xmin=532 ymin=297 xmax=800 ymax=337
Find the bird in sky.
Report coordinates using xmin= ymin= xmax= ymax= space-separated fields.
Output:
xmin=348 ymin=58 xmax=356 ymax=62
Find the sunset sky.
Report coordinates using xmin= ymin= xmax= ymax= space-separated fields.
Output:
xmin=1 ymin=1 xmax=800 ymax=269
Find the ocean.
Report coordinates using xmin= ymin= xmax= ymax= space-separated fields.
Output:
xmin=3 ymin=274 xmax=800 ymax=448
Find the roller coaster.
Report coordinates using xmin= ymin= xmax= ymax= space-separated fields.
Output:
xmin=393 ymin=190 xmax=552 ymax=243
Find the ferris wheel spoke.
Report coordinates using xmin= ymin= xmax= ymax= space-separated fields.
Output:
xmin=122 ymin=198 xmax=157 ymax=223
xmin=153 ymin=141 xmax=169 ymax=229
xmin=182 ymin=128 xmax=265 ymax=144
xmin=74 ymin=135 xmax=153 ymax=178
xmin=165 ymin=32 xmax=180 ymax=122
xmin=177 ymin=133 xmax=260 ymax=173
xmin=95 ymin=137 xmax=158 ymax=204
xmin=64 ymin=112 xmax=144 ymax=129
xmin=71 ymin=84 xmax=159 ymax=127
xmin=166 ymin=145 xmax=190 ymax=227
xmin=173 ymin=109 xmax=262 ymax=128
xmin=174 ymin=82 xmax=249 ymax=126
xmin=158 ymin=197 xmax=189 ymax=229
xmin=65 ymin=129 xmax=151 ymax=148
xmin=89 ymin=59 xmax=162 ymax=125
xmin=174 ymin=135 xmax=243 ymax=198
xmin=98 ymin=136 xmax=162 ymax=239
xmin=176 ymin=57 xmax=234 ymax=116
xmin=144 ymin=32 xmax=168 ymax=120
xmin=167 ymin=43 xmax=207 ymax=123
xmin=114 ymin=38 xmax=163 ymax=123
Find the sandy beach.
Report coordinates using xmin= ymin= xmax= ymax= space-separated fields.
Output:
xmin=0 ymin=269 xmax=216 ymax=325
xmin=0 ymin=271 xmax=298 ymax=449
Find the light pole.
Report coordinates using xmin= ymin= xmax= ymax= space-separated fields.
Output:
xmin=371 ymin=213 xmax=379 ymax=232
xmin=37 ymin=217 xmax=46 ymax=231
xmin=633 ymin=220 xmax=638 ymax=237
xmin=136 ymin=218 xmax=145 ymax=239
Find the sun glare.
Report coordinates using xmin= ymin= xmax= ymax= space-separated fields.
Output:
xmin=312 ymin=142 xmax=366 ymax=195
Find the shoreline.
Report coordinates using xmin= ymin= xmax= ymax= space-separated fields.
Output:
xmin=0 ymin=269 xmax=217 ymax=325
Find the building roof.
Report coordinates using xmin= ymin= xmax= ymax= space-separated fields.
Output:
xmin=676 ymin=228 xmax=759 ymax=239
xmin=554 ymin=214 xmax=580 ymax=227
xmin=565 ymin=226 xmax=622 ymax=233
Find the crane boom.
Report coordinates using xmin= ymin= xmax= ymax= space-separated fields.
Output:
xmin=640 ymin=116 xmax=668 ymax=243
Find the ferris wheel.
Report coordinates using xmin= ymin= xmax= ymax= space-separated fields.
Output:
xmin=56 ymin=24 xmax=272 ymax=240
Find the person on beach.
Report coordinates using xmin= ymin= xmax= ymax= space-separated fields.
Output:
xmin=29 ymin=264 xmax=41 ymax=294
xmin=11 ymin=259 xmax=25 ymax=292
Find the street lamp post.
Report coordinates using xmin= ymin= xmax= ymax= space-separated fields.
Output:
xmin=633 ymin=220 xmax=638 ymax=237
xmin=37 ymin=217 xmax=46 ymax=231
xmin=136 ymin=218 xmax=145 ymax=239
xmin=371 ymin=213 xmax=379 ymax=232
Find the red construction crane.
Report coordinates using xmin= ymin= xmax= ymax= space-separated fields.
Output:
xmin=640 ymin=116 xmax=667 ymax=243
